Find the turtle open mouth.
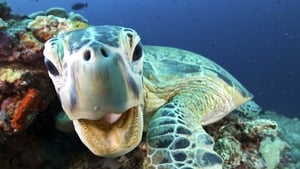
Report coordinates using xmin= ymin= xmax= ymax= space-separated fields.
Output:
xmin=72 ymin=106 xmax=143 ymax=157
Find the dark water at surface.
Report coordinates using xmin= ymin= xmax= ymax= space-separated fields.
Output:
xmin=6 ymin=0 xmax=300 ymax=118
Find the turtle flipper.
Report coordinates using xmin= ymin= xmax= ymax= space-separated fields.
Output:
xmin=236 ymin=100 xmax=262 ymax=118
xmin=55 ymin=110 xmax=74 ymax=133
xmin=145 ymin=103 xmax=223 ymax=169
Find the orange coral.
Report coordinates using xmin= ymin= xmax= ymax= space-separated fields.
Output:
xmin=19 ymin=31 xmax=44 ymax=52
xmin=32 ymin=29 xmax=54 ymax=42
xmin=11 ymin=88 xmax=46 ymax=132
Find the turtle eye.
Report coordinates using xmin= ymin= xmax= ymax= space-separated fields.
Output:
xmin=132 ymin=42 xmax=142 ymax=61
xmin=44 ymin=59 xmax=59 ymax=76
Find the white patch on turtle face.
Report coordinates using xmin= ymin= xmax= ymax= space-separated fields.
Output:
xmin=43 ymin=26 xmax=144 ymax=120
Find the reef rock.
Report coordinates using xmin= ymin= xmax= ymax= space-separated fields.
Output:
xmin=28 ymin=15 xmax=88 ymax=42
xmin=204 ymin=112 xmax=289 ymax=169
xmin=0 ymin=2 xmax=88 ymax=140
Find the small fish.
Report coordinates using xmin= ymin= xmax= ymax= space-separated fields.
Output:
xmin=71 ymin=2 xmax=88 ymax=10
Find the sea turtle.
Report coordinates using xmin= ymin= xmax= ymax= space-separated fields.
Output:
xmin=43 ymin=25 xmax=261 ymax=169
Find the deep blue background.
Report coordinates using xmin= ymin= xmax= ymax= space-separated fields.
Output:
xmin=6 ymin=0 xmax=300 ymax=118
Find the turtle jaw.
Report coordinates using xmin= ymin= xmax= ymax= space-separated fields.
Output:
xmin=72 ymin=105 xmax=143 ymax=157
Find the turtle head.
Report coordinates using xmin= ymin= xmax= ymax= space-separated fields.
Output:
xmin=43 ymin=26 xmax=144 ymax=157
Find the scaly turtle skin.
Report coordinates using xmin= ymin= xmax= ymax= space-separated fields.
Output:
xmin=43 ymin=25 xmax=261 ymax=169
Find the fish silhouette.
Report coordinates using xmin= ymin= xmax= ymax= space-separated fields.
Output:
xmin=71 ymin=2 xmax=88 ymax=10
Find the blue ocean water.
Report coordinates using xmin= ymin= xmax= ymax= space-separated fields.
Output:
xmin=6 ymin=0 xmax=300 ymax=118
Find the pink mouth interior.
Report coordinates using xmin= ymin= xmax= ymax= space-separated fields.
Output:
xmin=103 ymin=113 xmax=122 ymax=124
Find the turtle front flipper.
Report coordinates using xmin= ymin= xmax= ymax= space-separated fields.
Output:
xmin=145 ymin=94 xmax=223 ymax=169
xmin=236 ymin=100 xmax=262 ymax=118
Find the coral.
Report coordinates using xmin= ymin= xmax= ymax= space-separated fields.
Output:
xmin=68 ymin=12 xmax=89 ymax=23
xmin=0 ymin=1 xmax=25 ymax=21
xmin=11 ymin=88 xmax=46 ymax=132
xmin=258 ymin=111 xmax=300 ymax=168
xmin=0 ymin=1 xmax=11 ymax=20
xmin=18 ymin=31 xmax=44 ymax=56
xmin=0 ymin=17 xmax=51 ymax=138
xmin=0 ymin=68 xmax=23 ymax=83
xmin=25 ymin=6 xmax=88 ymax=42
xmin=0 ymin=2 xmax=90 ymax=138
xmin=243 ymin=119 xmax=278 ymax=137
xmin=0 ymin=31 xmax=15 ymax=61
xmin=45 ymin=7 xmax=68 ymax=18
xmin=259 ymin=136 xmax=288 ymax=169
xmin=0 ymin=66 xmax=55 ymax=136
xmin=0 ymin=18 xmax=8 ymax=29
xmin=205 ymin=112 xmax=289 ymax=169
xmin=27 ymin=11 xmax=45 ymax=19
xmin=0 ymin=25 xmax=43 ymax=64
xmin=28 ymin=15 xmax=88 ymax=42
xmin=214 ymin=136 xmax=242 ymax=168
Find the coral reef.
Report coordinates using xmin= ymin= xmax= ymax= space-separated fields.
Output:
xmin=0 ymin=64 xmax=53 ymax=135
xmin=214 ymin=136 xmax=242 ymax=167
xmin=0 ymin=2 xmax=88 ymax=139
xmin=28 ymin=15 xmax=88 ymax=42
xmin=10 ymin=88 xmax=45 ymax=130
xmin=0 ymin=1 xmax=12 ymax=20
xmin=259 ymin=136 xmax=288 ymax=169
xmin=0 ymin=1 xmax=25 ymax=22
xmin=45 ymin=7 xmax=68 ymax=18
xmin=205 ymin=112 xmax=288 ymax=169
xmin=0 ymin=2 xmax=298 ymax=169
xmin=259 ymin=111 xmax=300 ymax=169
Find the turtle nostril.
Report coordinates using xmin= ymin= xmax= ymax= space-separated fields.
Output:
xmin=83 ymin=50 xmax=91 ymax=61
xmin=100 ymin=48 xmax=108 ymax=57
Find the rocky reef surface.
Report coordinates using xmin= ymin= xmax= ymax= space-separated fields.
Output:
xmin=0 ymin=2 xmax=299 ymax=169
xmin=0 ymin=2 xmax=88 ymax=138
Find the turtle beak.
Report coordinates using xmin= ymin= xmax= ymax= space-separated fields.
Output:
xmin=72 ymin=105 xmax=143 ymax=157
